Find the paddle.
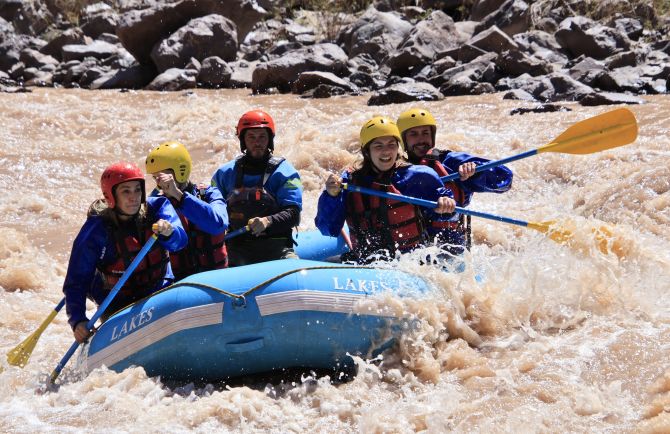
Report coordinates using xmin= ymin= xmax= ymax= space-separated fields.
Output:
xmin=226 ymin=225 xmax=250 ymax=240
xmin=49 ymin=233 xmax=158 ymax=384
xmin=440 ymin=108 xmax=638 ymax=182
xmin=6 ymin=298 xmax=65 ymax=368
xmin=343 ymin=184 xmax=615 ymax=254
xmin=6 ymin=225 xmax=248 ymax=372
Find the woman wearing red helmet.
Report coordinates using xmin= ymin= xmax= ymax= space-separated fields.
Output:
xmin=62 ymin=162 xmax=187 ymax=343
xmin=211 ymin=110 xmax=303 ymax=266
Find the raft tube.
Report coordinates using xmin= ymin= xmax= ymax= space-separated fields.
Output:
xmin=79 ymin=259 xmax=432 ymax=381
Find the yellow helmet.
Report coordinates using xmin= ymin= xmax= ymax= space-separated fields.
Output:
xmin=359 ymin=116 xmax=403 ymax=150
xmin=145 ymin=141 xmax=192 ymax=184
xmin=397 ymin=108 xmax=437 ymax=140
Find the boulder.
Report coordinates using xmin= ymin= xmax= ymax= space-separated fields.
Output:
xmin=150 ymin=14 xmax=237 ymax=73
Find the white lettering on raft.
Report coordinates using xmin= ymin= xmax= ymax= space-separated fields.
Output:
xmin=332 ymin=277 xmax=392 ymax=293
xmin=110 ymin=307 xmax=155 ymax=341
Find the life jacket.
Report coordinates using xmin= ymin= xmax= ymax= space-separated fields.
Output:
xmin=226 ymin=156 xmax=283 ymax=234
xmin=345 ymin=169 xmax=427 ymax=261
xmin=169 ymin=183 xmax=228 ymax=280
xmin=419 ymin=149 xmax=471 ymax=249
xmin=98 ymin=218 xmax=169 ymax=303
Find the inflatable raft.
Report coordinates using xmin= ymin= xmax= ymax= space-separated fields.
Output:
xmin=79 ymin=258 xmax=433 ymax=381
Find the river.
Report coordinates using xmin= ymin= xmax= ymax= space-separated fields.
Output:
xmin=1 ymin=88 xmax=669 ymax=433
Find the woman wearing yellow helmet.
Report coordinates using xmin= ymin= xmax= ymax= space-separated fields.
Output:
xmin=397 ymin=108 xmax=514 ymax=255
xmin=315 ymin=116 xmax=456 ymax=264
xmin=146 ymin=141 xmax=230 ymax=280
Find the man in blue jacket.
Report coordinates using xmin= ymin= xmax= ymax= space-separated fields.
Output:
xmin=397 ymin=108 xmax=513 ymax=255
xmin=63 ymin=162 xmax=187 ymax=343
xmin=146 ymin=141 xmax=229 ymax=280
xmin=211 ymin=110 xmax=302 ymax=266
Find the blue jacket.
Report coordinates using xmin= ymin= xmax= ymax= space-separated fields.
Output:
xmin=211 ymin=158 xmax=303 ymax=211
xmin=315 ymin=164 xmax=454 ymax=244
xmin=439 ymin=151 xmax=513 ymax=207
xmin=63 ymin=196 xmax=187 ymax=329
xmin=150 ymin=183 xmax=228 ymax=235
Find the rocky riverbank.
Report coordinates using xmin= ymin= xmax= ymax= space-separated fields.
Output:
xmin=1 ymin=0 xmax=669 ymax=106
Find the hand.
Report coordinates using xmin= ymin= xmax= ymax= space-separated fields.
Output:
xmin=74 ymin=321 xmax=92 ymax=343
xmin=458 ymin=162 xmax=477 ymax=181
xmin=325 ymin=173 xmax=342 ymax=197
xmin=248 ymin=216 xmax=271 ymax=236
xmin=153 ymin=172 xmax=183 ymax=202
xmin=435 ymin=196 xmax=456 ymax=214
xmin=152 ymin=219 xmax=174 ymax=237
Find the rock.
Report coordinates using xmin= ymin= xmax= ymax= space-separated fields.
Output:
xmin=579 ymin=91 xmax=644 ymax=106
xmin=150 ymin=14 xmax=237 ymax=73
xmin=367 ymin=81 xmax=443 ymax=105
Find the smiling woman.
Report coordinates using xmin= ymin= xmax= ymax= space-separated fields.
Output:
xmin=315 ymin=115 xmax=456 ymax=264
xmin=62 ymin=162 xmax=188 ymax=344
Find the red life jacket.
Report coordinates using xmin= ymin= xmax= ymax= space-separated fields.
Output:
xmin=226 ymin=156 xmax=283 ymax=231
xmin=98 ymin=221 xmax=169 ymax=305
xmin=419 ymin=149 xmax=471 ymax=249
xmin=169 ymin=184 xmax=228 ymax=281
xmin=345 ymin=169 xmax=426 ymax=261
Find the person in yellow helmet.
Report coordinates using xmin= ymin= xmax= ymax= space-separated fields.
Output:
xmin=315 ymin=116 xmax=456 ymax=264
xmin=146 ymin=141 xmax=229 ymax=280
xmin=397 ymin=108 xmax=513 ymax=255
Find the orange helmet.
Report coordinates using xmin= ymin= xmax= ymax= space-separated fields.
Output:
xmin=236 ymin=110 xmax=276 ymax=152
xmin=100 ymin=162 xmax=145 ymax=209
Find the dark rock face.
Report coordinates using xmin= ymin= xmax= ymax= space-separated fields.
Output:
xmin=0 ymin=0 xmax=668 ymax=106
xmin=150 ymin=14 xmax=238 ymax=73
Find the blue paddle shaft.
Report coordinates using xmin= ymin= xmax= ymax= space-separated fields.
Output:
xmin=343 ymin=184 xmax=530 ymax=228
xmin=224 ymin=225 xmax=249 ymax=240
xmin=50 ymin=234 xmax=158 ymax=382
xmin=440 ymin=149 xmax=538 ymax=183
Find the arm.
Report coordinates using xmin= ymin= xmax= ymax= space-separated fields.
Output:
xmin=63 ymin=218 xmax=108 ymax=330
xmin=315 ymin=170 xmax=348 ymax=237
xmin=178 ymin=186 xmax=229 ymax=235
xmin=315 ymin=191 xmax=347 ymax=237
xmin=442 ymin=151 xmax=513 ymax=194
xmin=210 ymin=163 xmax=234 ymax=199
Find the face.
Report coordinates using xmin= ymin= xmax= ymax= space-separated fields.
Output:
xmin=368 ymin=136 xmax=399 ymax=172
xmin=244 ymin=128 xmax=270 ymax=159
xmin=403 ymin=125 xmax=434 ymax=159
xmin=114 ymin=180 xmax=143 ymax=216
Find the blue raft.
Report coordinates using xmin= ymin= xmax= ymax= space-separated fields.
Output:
xmin=79 ymin=258 xmax=433 ymax=381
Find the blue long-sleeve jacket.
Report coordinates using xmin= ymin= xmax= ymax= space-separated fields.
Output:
xmin=150 ymin=183 xmax=228 ymax=235
xmin=211 ymin=158 xmax=302 ymax=210
xmin=315 ymin=165 xmax=454 ymax=241
xmin=63 ymin=196 xmax=187 ymax=329
xmin=439 ymin=151 xmax=513 ymax=207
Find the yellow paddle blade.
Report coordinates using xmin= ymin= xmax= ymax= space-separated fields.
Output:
xmin=527 ymin=220 xmax=574 ymax=244
xmin=540 ymin=108 xmax=638 ymax=155
xmin=6 ymin=308 xmax=59 ymax=367
xmin=527 ymin=220 xmax=627 ymax=258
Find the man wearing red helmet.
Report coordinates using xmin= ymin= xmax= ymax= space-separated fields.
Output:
xmin=211 ymin=110 xmax=302 ymax=266
xmin=62 ymin=162 xmax=187 ymax=343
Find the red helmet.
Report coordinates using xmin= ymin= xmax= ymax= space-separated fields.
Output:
xmin=236 ymin=110 xmax=276 ymax=153
xmin=100 ymin=162 xmax=146 ymax=209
